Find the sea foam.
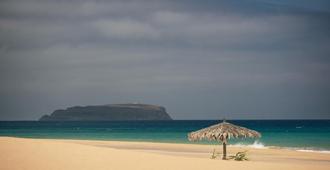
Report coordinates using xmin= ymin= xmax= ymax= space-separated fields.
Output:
xmin=296 ymin=149 xmax=330 ymax=154
xmin=297 ymin=149 xmax=330 ymax=154
xmin=230 ymin=141 xmax=267 ymax=149
xmin=231 ymin=141 xmax=330 ymax=154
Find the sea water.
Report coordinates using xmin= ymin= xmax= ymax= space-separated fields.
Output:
xmin=0 ymin=120 xmax=329 ymax=152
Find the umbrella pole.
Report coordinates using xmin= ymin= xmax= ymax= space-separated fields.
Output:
xmin=222 ymin=142 xmax=226 ymax=160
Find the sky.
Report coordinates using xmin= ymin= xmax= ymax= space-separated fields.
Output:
xmin=0 ymin=0 xmax=330 ymax=120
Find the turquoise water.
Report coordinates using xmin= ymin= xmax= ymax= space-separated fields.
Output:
xmin=0 ymin=120 xmax=329 ymax=151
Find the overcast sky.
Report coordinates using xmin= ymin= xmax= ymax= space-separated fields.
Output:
xmin=0 ymin=0 xmax=330 ymax=120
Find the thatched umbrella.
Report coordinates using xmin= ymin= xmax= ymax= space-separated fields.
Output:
xmin=188 ymin=120 xmax=261 ymax=160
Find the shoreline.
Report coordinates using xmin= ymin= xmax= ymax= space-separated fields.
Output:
xmin=2 ymin=135 xmax=330 ymax=154
xmin=1 ymin=137 xmax=330 ymax=170
xmin=1 ymin=120 xmax=329 ymax=153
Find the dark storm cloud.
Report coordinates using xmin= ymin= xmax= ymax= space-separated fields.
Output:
xmin=0 ymin=0 xmax=329 ymax=120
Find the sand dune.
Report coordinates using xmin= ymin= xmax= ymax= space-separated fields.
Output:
xmin=1 ymin=137 xmax=329 ymax=170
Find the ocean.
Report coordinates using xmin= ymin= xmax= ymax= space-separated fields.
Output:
xmin=0 ymin=120 xmax=329 ymax=152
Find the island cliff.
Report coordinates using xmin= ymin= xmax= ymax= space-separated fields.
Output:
xmin=39 ymin=104 xmax=172 ymax=121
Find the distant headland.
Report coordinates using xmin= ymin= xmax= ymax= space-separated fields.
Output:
xmin=39 ymin=104 xmax=172 ymax=121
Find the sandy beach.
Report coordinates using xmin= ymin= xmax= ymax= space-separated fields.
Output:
xmin=1 ymin=137 xmax=329 ymax=170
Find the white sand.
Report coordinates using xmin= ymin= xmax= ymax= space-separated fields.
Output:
xmin=1 ymin=137 xmax=329 ymax=170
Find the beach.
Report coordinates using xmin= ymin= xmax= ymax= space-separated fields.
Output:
xmin=1 ymin=137 xmax=329 ymax=170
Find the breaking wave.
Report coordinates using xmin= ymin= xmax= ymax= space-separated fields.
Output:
xmin=230 ymin=140 xmax=267 ymax=149
xmin=230 ymin=141 xmax=330 ymax=154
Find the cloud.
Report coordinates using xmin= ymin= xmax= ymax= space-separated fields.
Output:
xmin=1 ymin=0 xmax=329 ymax=49
xmin=93 ymin=19 xmax=160 ymax=39
xmin=0 ymin=0 xmax=157 ymax=18
xmin=0 ymin=0 xmax=330 ymax=120
xmin=153 ymin=11 xmax=191 ymax=24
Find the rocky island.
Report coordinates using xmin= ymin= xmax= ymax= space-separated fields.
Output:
xmin=39 ymin=104 xmax=172 ymax=121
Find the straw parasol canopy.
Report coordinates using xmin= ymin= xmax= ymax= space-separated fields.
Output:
xmin=188 ymin=120 xmax=261 ymax=160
